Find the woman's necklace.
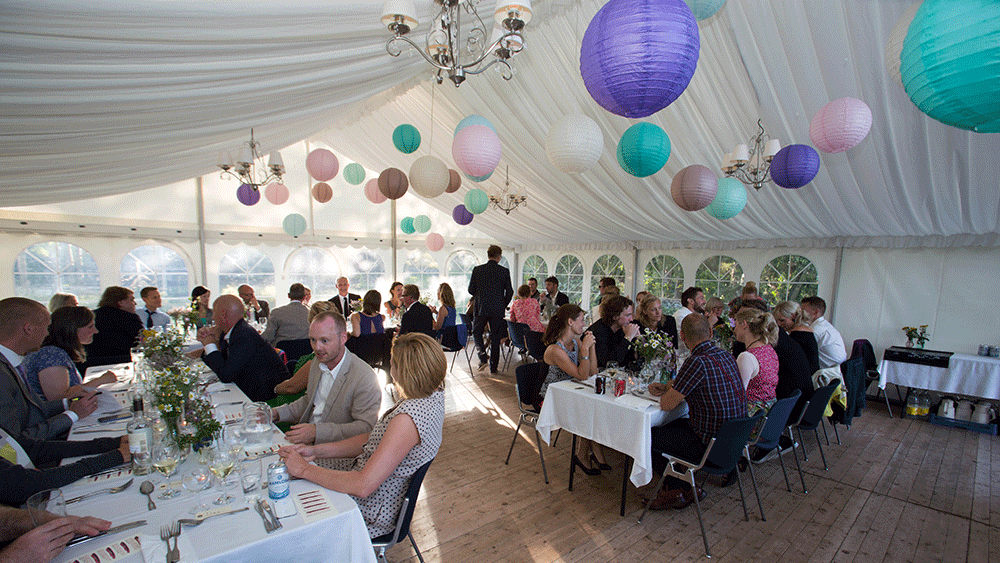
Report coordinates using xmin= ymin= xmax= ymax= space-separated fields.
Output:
xmin=747 ymin=337 xmax=765 ymax=349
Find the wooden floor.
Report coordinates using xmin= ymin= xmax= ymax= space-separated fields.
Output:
xmin=382 ymin=357 xmax=1000 ymax=563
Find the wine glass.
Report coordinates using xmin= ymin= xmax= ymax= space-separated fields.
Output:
xmin=152 ymin=439 xmax=182 ymax=499
xmin=221 ymin=425 xmax=245 ymax=489
xmin=182 ymin=467 xmax=212 ymax=515
xmin=606 ymin=361 xmax=619 ymax=379
xmin=208 ymin=443 xmax=236 ymax=505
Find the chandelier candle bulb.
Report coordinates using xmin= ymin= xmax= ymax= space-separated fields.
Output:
xmin=764 ymin=139 xmax=781 ymax=158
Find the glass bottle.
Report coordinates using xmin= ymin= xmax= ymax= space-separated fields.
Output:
xmin=126 ymin=395 xmax=153 ymax=475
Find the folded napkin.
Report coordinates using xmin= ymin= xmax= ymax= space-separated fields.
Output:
xmin=139 ymin=529 xmax=196 ymax=563
xmin=614 ymin=393 xmax=660 ymax=411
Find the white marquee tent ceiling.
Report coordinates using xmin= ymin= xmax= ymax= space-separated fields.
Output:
xmin=2 ymin=0 xmax=998 ymax=249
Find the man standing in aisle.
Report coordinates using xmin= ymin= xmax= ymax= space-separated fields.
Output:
xmin=261 ymin=283 xmax=310 ymax=346
xmin=801 ymin=296 xmax=847 ymax=368
xmin=328 ymin=277 xmax=360 ymax=318
xmin=468 ymin=245 xmax=514 ymax=374
xmin=238 ymin=284 xmax=270 ymax=324
xmin=137 ymin=287 xmax=170 ymax=330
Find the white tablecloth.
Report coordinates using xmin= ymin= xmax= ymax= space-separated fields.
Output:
xmin=879 ymin=353 xmax=1000 ymax=400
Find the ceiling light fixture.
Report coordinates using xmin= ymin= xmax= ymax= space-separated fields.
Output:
xmin=217 ymin=129 xmax=285 ymax=190
xmin=720 ymin=119 xmax=781 ymax=191
xmin=489 ymin=165 xmax=527 ymax=214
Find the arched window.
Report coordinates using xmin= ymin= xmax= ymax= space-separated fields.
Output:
xmin=347 ymin=250 xmax=388 ymax=295
xmin=120 ymin=244 xmax=190 ymax=310
xmin=590 ymin=254 xmax=626 ymax=307
xmin=14 ymin=242 xmax=101 ymax=306
xmin=643 ymin=255 xmax=685 ymax=314
xmin=760 ymin=255 xmax=819 ymax=303
xmin=695 ymin=255 xmax=744 ymax=301
xmin=444 ymin=251 xmax=477 ymax=311
xmin=286 ymin=247 xmax=340 ymax=301
xmin=498 ymin=255 xmax=510 ymax=272
xmin=554 ymin=254 xmax=584 ymax=305
xmin=521 ymin=254 xmax=548 ymax=287
xmin=219 ymin=246 xmax=275 ymax=304
xmin=402 ymin=251 xmax=440 ymax=298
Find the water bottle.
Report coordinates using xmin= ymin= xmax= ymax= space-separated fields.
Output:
xmin=905 ymin=392 xmax=920 ymax=417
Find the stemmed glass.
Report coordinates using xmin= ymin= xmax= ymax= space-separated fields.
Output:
xmin=207 ymin=442 xmax=236 ymax=505
xmin=182 ymin=467 xmax=212 ymax=515
xmin=221 ymin=425 xmax=245 ymax=489
xmin=152 ymin=439 xmax=182 ymax=499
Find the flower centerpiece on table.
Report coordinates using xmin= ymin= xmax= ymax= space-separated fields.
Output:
xmin=714 ymin=317 xmax=735 ymax=352
xmin=631 ymin=331 xmax=676 ymax=384
xmin=902 ymin=325 xmax=930 ymax=349
xmin=351 ymin=299 xmax=364 ymax=313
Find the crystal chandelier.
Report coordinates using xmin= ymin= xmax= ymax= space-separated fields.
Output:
xmin=489 ymin=165 xmax=527 ymax=214
xmin=720 ymin=119 xmax=782 ymax=191
xmin=216 ymin=129 xmax=285 ymax=190
xmin=380 ymin=0 xmax=532 ymax=87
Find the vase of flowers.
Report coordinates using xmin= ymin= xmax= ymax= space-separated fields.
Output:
xmin=903 ymin=325 xmax=929 ymax=349
xmin=713 ymin=317 xmax=735 ymax=352
xmin=631 ymin=331 xmax=676 ymax=385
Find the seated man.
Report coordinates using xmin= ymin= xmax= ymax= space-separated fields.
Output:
xmin=398 ymin=285 xmax=434 ymax=337
xmin=198 ymin=295 xmax=290 ymax=402
xmin=0 ymin=506 xmax=111 ymax=563
xmin=646 ymin=314 xmax=747 ymax=510
xmin=136 ymin=286 xmax=170 ymax=330
xmin=272 ymin=311 xmax=380 ymax=445
xmin=800 ymin=296 xmax=846 ymax=368
xmin=260 ymin=283 xmax=310 ymax=346
xmin=238 ymin=284 xmax=270 ymax=324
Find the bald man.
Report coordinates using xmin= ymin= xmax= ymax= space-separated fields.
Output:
xmin=197 ymin=295 xmax=289 ymax=402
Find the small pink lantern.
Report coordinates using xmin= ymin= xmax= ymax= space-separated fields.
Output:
xmin=426 ymin=233 xmax=445 ymax=252
xmin=452 ymin=124 xmax=501 ymax=177
xmin=378 ymin=168 xmax=409 ymax=200
xmin=364 ymin=178 xmax=387 ymax=204
xmin=264 ymin=182 xmax=289 ymax=205
xmin=306 ymin=148 xmax=339 ymax=181
xmin=445 ymin=169 xmax=462 ymax=193
xmin=670 ymin=164 xmax=717 ymax=211
xmin=809 ymin=97 xmax=872 ymax=153
xmin=237 ymin=184 xmax=260 ymax=206
xmin=312 ymin=182 xmax=333 ymax=203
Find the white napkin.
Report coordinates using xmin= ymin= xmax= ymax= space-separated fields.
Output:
xmin=614 ymin=393 xmax=659 ymax=411
xmin=139 ymin=530 xmax=196 ymax=563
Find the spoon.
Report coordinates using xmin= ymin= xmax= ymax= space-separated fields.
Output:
xmin=139 ymin=480 xmax=157 ymax=510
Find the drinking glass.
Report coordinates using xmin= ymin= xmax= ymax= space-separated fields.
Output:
xmin=26 ymin=489 xmax=65 ymax=526
xmin=606 ymin=361 xmax=619 ymax=379
xmin=182 ymin=467 xmax=212 ymax=515
xmin=240 ymin=459 xmax=263 ymax=503
xmin=222 ymin=425 xmax=245 ymax=488
xmin=208 ymin=443 xmax=236 ymax=505
xmin=152 ymin=439 xmax=182 ymax=499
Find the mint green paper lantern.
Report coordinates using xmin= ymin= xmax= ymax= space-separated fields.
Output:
xmin=282 ymin=213 xmax=307 ymax=237
xmin=617 ymin=123 xmax=671 ymax=177
xmin=400 ymin=216 xmax=416 ymax=234
xmin=705 ymin=177 xmax=747 ymax=220
xmin=683 ymin=0 xmax=726 ymax=21
xmin=413 ymin=215 xmax=431 ymax=233
xmin=900 ymin=0 xmax=1000 ymax=132
xmin=393 ymin=124 xmax=421 ymax=153
xmin=464 ymin=170 xmax=493 ymax=183
xmin=343 ymin=163 xmax=365 ymax=185
xmin=464 ymin=188 xmax=489 ymax=214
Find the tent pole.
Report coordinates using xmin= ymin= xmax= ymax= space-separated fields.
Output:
xmin=391 ymin=199 xmax=397 ymax=280
xmin=632 ymin=245 xmax=640 ymax=300
xmin=830 ymin=246 xmax=844 ymax=325
xmin=196 ymin=177 xmax=207 ymax=284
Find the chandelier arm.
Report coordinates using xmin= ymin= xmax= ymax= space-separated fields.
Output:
xmin=456 ymin=31 xmax=522 ymax=71
xmin=386 ymin=36 xmax=454 ymax=72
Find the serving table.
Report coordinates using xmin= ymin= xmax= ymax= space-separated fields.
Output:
xmin=878 ymin=352 xmax=1000 ymax=401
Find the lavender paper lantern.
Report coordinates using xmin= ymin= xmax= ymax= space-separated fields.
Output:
xmin=264 ymin=183 xmax=289 ymax=205
xmin=617 ymin=122 xmax=671 ymax=177
xmin=413 ymin=214 xmax=431 ymax=233
xmin=426 ymin=233 xmax=445 ymax=252
xmin=810 ymin=98 xmax=872 ymax=153
xmin=670 ymin=164 xmax=717 ymax=211
xmin=546 ymin=114 xmax=603 ymax=174
xmin=343 ymin=163 xmax=365 ymax=185
xmin=580 ymin=0 xmax=700 ymax=118
xmin=453 ymin=204 xmax=474 ymax=225
xmin=306 ymin=148 xmax=339 ymax=181
xmin=770 ymin=145 xmax=820 ymax=189
xmin=454 ymin=115 xmax=497 ymax=136
xmin=683 ymin=0 xmax=726 ymax=21
xmin=452 ymin=125 xmax=502 ymax=177
xmin=409 ymin=156 xmax=450 ymax=198
xmin=400 ymin=217 xmax=415 ymax=235
xmin=392 ymin=124 xmax=421 ymax=154
xmin=378 ymin=168 xmax=409 ymax=200
xmin=446 ymin=169 xmax=462 ymax=193
xmin=236 ymin=184 xmax=260 ymax=206
xmin=364 ymin=179 xmax=387 ymax=204
xmin=312 ymin=182 xmax=333 ymax=203
xmin=283 ymin=213 xmax=307 ymax=237
xmin=464 ymin=188 xmax=489 ymax=214
xmin=705 ymin=177 xmax=747 ymax=220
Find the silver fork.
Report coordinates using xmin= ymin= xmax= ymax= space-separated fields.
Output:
xmin=65 ymin=477 xmax=134 ymax=504
xmin=168 ymin=520 xmax=181 ymax=563
xmin=159 ymin=525 xmax=171 ymax=563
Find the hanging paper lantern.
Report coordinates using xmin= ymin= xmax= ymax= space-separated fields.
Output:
xmin=770 ymin=145 xmax=820 ymax=189
xmin=446 ymin=169 xmax=462 ymax=193
xmin=900 ymin=0 xmax=1000 ymax=132
xmin=580 ymin=0 xmax=700 ymax=118
xmin=306 ymin=148 xmax=339 ymax=181
xmin=236 ymin=184 xmax=260 ymax=206
xmin=464 ymin=188 xmax=489 ymax=214
xmin=392 ymin=124 xmax=421 ymax=153
xmin=378 ymin=168 xmax=409 ymax=199
xmin=884 ymin=2 xmax=921 ymax=89
xmin=409 ymin=156 xmax=450 ymax=198
xmin=683 ymin=0 xmax=726 ymax=21
xmin=453 ymin=204 xmax=474 ymax=225
xmin=705 ymin=177 xmax=747 ymax=219
xmin=670 ymin=164 xmax=717 ymax=211
xmin=452 ymin=125 xmax=502 ymax=177
xmin=400 ymin=217 xmax=415 ymax=234
xmin=426 ymin=233 xmax=445 ymax=252
xmin=413 ymin=215 xmax=431 ymax=233
xmin=283 ymin=213 xmax=307 ymax=237
xmin=617 ymin=122 xmax=671 ymax=177
xmin=264 ymin=183 xmax=289 ymax=205
xmin=464 ymin=170 xmax=493 ymax=183
xmin=343 ymin=163 xmax=365 ymax=185
xmin=454 ymin=115 xmax=497 ymax=136
xmin=312 ymin=182 xmax=333 ymax=203
xmin=546 ymin=114 xmax=603 ymax=174
xmin=809 ymin=97 xmax=873 ymax=153
xmin=364 ymin=178 xmax=387 ymax=204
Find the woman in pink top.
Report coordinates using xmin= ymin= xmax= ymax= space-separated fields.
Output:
xmin=509 ymin=284 xmax=545 ymax=333
xmin=733 ymin=308 xmax=780 ymax=416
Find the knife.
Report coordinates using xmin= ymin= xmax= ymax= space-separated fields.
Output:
xmin=213 ymin=401 xmax=244 ymax=407
xmin=66 ymin=520 xmax=147 ymax=547
xmin=254 ymin=499 xmax=274 ymax=533
xmin=72 ymin=428 xmax=126 ymax=435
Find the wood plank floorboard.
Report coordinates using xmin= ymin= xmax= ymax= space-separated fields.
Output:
xmin=382 ymin=360 xmax=1000 ymax=563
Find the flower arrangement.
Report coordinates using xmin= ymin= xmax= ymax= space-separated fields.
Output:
xmin=714 ymin=317 xmax=735 ymax=352
xmin=903 ymin=325 xmax=929 ymax=348
xmin=138 ymin=328 xmax=187 ymax=371
xmin=631 ymin=331 xmax=676 ymax=384
xmin=351 ymin=299 xmax=364 ymax=313
xmin=418 ymin=295 xmax=429 ymax=306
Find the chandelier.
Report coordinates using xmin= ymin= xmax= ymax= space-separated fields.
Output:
xmin=489 ymin=165 xmax=527 ymax=214
xmin=720 ymin=119 xmax=782 ymax=191
xmin=380 ymin=0 xmax=532 ymax=87
xmin=217 ymin=129 xmax=285 ymax=190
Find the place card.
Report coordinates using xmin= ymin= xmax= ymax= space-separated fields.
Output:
xmin=84 ymin=468 xmax=131 ymax=483
xmin=110 ymin=390 xmax=131 ymax=409
xmin=223 ymin=411 xmax=243 ymax=423
xmin=293 ymin=489 xmax=332 ymax=523
xmin=66 ymin=534 xmax=141 ymax=563
xmin=244 ymin=443 xmax=280 ymax=459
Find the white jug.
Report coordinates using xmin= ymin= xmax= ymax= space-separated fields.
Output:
xmin=972 ymin=401 xmax=996 ymax=425
xmin=938 ymin=397 xmax=956 ymax=419
xmin=955 ymin=400 xmax=974 ymax=422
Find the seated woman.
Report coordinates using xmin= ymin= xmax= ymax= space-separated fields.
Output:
xmin=509 ymin=284 xmax=544 ymax=333
xmin=48 ymin=292 xmax=78 ymax=313
xmin=705 ymin=296 xmax=726 ymax=328
xmin=383 ymin=281 xmax=403 ymax=322
xmin=586 ymin=295 xmax=639 ymax=369
xmin=429 ymin=283 xmax=457 ymax=332
xmin=278 ymin=332 xmax=445 ymax=539
xmin=190 ymin=286 xmax=213 ymax=329
xmin=80 ymin=286 xmax=143 ymax=370
xmin=632 ymin=295 xmax=678 ymax=349
xmin=733 ymin=308 xmax=780 ymax=416
xmin=273 ymin=301 xmax=335 ymax=396
xmin=351 ymin=290 xmax=386 ymax=337
xmin=590 ymin=285 xmax=620 ymax=322
xmin=773 ymin=300 xmax=820 ymax=375
xmin=23 ymin=307 xmax=118 ymax=401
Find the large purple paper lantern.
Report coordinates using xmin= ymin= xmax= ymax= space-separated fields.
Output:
xmin=580 ymin=0 xmax=700 ymax=118
xmin=453 ymin=204 xmax=474 ymax=225
xmin=236 ymin=184 xmax=260 ymax=206
xmin=769 ymin=145 xmax=820 ymax=189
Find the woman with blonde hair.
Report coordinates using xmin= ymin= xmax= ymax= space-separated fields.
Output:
xmin=733 ymin=308 xmax=780 ymax=415
xmin=632 ymin=295 xmax=679 ymax=349
xmin=429 ymin=283 xmax=458 ymax=332
xmin=773 ymin=300 xmax=819 ymax=374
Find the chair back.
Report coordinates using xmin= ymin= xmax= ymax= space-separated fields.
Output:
xmin=523 ymin=329 xmax=547 ymax=361
xmin=347 ymin=333 xmax=393 ymax=370
xmin=515 ymin=362 xmax=547 ymax=410
xmin=754 ymin=389 xmax=801 ymax=450
xmin=506 ymin=320 xmax=527 ymax=352
xmin=702 ymin=411 xmax=766 ymax=475
xmin=850 ymin=339 xmax=878 ymax=371
xmin=372 ymin=457 xmax=434 ymax=547
xmin=836 ymin=355 xmax=866 ymax=424
xmin=459 ymin=312 xmax=473 ymax=331
xmin=438 ymin=325 xmax=464 ymax=351
xmin=275 ymin=338 xmax=312 ymax=364
xmin=797 ymin=378 xmax=841 ymax=431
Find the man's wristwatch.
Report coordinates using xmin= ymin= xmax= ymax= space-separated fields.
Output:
xmin=580 ymin=355 xmax=590 ymax=360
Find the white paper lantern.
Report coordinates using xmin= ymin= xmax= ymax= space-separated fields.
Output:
xmin=810 ymin=97 xmax=873 ymax=153
xmin=409 ymin=156 xmax=450 ymax=198
xmin=452 ymin=125 xmax=501 ymax=177
xmin=885 ymin=2 xmax=921 ymax=89
xmin=545 ymin=114 xmax=603 ymax=174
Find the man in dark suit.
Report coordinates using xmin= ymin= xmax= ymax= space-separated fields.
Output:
xmin=398 ymin=285 xmax=434 ymax=337
xmin=197 ymin=295 xmax=289 ymax=402
xmin=543 ymin=276 xmax=570 ymax=306
xmin=328 ymin=277 xmax=361 ymax=318
xmin=468 ymin=245 xmax=514 ymax=373
xmin=238 ymin=284 xmax=270 ymax=324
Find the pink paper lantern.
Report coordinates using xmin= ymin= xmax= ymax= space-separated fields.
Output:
xmin=312 ymin=182 xmax=333 ymax=203
xmin=426 ymin=233 xmax=444 ymax=252
xmin=236 ymin=184 xmax=260 ymax=206
xmin=451 ymin=125 xmax=501 ymax=177
xmin=809 ymin=97 xmax=873 ymax=153
xmin=364 ymin=178 xmax=387 ymax=204
xmin=445 ymin=169 xmax=462 ymax=193
xmin=378 ymin=168 xmax=409 ymax=200
xmin=670 ymin=164 xmax=717 ymax=211
xmin=264 ymin=183 xmax=289 ymax=205
xmin=306 ymin=148 xmax=339 ymax=181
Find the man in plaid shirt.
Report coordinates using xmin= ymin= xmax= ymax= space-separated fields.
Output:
xmin=646 ymin=313 xmax=747 ymax=510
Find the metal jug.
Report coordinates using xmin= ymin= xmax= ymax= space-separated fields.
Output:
xmin=955 ymin=400 xmax=974 ymax=422
xmin=972 ymin=401 xmax=996 ymax=425
xmin=938 ymin=397 xmax=956 ymax=419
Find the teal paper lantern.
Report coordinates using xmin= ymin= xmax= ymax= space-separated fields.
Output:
xmin=454 ymin=115 xmax=497 ymax=136
xmin=400 ymin=216 xmax=415 ymax=234
xmin=464 ymin=170 xmax=493 ymax=183
xmin=617 ymin=122 xmax=671 ymax=177
xmin=282 ymin=214 xmax=307 ymax=237
xmin=393 ymin=124 xmax=422 ymax=153
xmin=343 ymin=163 xmax=365 ymax=185
xmin=464 ymin=188 xmax=489 ymax=214
xmin=900 ymin=0 xmax=1000 ymax=132
xmin=413 ymin=215 xmax=431 ymax=233
xmin=705 ymin=177 xmax=747 ymax=219
xmin=683 ymin=0 xmax=726 ymax=21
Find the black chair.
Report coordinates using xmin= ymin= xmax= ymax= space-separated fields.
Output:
xmin=505 ymin=362 xmax=551 ymax=484
xmin=524 ymin=329 xmax=547 ymax=362
xmin=371 ymin=457 xmax=434 ymax=563
xmin=750 ymin=390 xmax=802 ymax=494
xmin=275 ymin=338 xmax=312 ymax=365
xmin=502 ymin=320 xmax=529 ymax=371
xmin=347 ymin=332 xmax=393 ymax=372
xmin=438 ymin=324 xmax=471 ymax=373
xmin=791 ymin=378 xmax=841 ymax=471
xmin=829 ymin=355 xmax=866 ymax=444
xmin=852 ymin=338 xmax=897 ymax=417
xmin=459 ymin=313 xmax=477 ymax=376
